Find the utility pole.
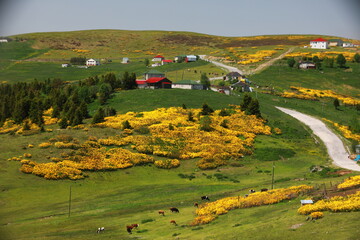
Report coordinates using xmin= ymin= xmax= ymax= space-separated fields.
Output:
xmin=271 ymin=163 xmax=275 ymax=190
xmin=68 ymin=185 xmax=72 ymax=218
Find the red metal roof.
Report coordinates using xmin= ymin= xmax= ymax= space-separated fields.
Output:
xmin=146 ymin=77 xmax=172 ymax=83
xmin=153 ymin=55 xmax=164 ymax=58
xmin=311 ymin=38 xmax=328 ymax=42
xmin=162 ymin=59 xmax=173 ymax=62
xmin=136 ymin=80 xmax=147 ymax=85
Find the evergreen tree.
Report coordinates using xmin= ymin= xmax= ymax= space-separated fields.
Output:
xmin=59 ymin=117 xmax=68 ymax=129
xmin=287 ymin=58 xmax=296 ymax=67
xmin=201 ymin=103 xmax=214 ymax=115
xmin=354 ymin=53 xmax=360 ymax=63
xmin=71 ymin=109 xmax=83 ymax=126
xmin=324 ymin=57 xmax=334 ymax=68
xmin=79 ymin=101 xmax=90 ymax=118
xmin=336 ymin=54 xmax=346 ymax=68
xmin=92 ymin=107 xmax=105 ymax=124
xmin=200 ymin=73 xmax=210 ymax=89
xmin=334 ymin=98 xmax=340 ymax=110
xmin=240 ymin=94 xmax=252 ymax=111
xmin=246 ymin=99 xmax=262 ymax=118
xmin=187 ymin=111 xmax=195 ymax=122
xmin=122 ymin=120 xmax=132 ymax=129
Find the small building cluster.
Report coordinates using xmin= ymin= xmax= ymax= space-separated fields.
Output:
xmin=310 ymin=37 xmax=356 ymax=49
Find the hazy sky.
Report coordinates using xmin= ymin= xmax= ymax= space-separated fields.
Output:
xmin=0 ymin=0 xmax=359 ymax=39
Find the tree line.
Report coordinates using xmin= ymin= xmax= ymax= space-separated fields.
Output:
xmin=0 ymin=72 xmax=137 ymax=129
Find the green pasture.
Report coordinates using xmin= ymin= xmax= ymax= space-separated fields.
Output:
xmin=1 ymin=89 xmax=358 ymax=239
xmin=250 ymin=61 xmax=360 ymax=96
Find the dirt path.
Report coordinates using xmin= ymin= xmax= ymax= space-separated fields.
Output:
xmin=276 ymin=107 xmax=360 ymax=172
xmin=252 ymin=47 xmax=295 ymax=74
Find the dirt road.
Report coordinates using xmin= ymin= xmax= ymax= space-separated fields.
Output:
xmin=252 ymin=47 xmax=295 ymax=74
xmin=276 ymin=107 xmax=360 ymax=172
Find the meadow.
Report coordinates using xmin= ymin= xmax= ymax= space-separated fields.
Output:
xmin=1 ymin=89 xmax=359 ymax=239
xmin=0 ymin=30 xmax=360 ymax=239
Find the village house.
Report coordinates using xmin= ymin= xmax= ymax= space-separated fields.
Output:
xmin=299 ymin=62 xmax=316 ymax=69
xmin=230 ymin=81 xmax=252 ymax=92
xmin=185 ymin=55 xmax=197 ymax=62
xmin=122 ymin=57 xmax=129 ymax=64
xmin=61 ymin=63 xmax=70 ymax=68
xmin=152 ymin=55 xmax=165 ymax=62
xmin=329 ymin=39 xmax=343 ymax=47
xmin=144 ymin=69 xmax=165 ymax=80
xmin=136 ymin=77 xmax=172 ymax=89
xmin=172 ymin=80 xmax=206 ymax=90
xmin=0 ymin=39 xmax=8 ymax=43
xmin=226 ymin=71 xmax=243 ymax=80
xmin=86 ymin=58 xmax=100 ymax=66
xmin=310 ymin=38 xmax=329 ymax=49
xmin=161 ymin=59 xmax=173 ymax=65
xmin=343 ymin=42 xmax=354 ymax=48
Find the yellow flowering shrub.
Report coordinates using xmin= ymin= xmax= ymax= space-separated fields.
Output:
xmin=23 ymin=153 xmax=32 ymax=158
xmin=154 ymin=159 xmax=180 ymax=169
xmin=283 ymin=86 xmax=360 ymax=106
xmin=192 ymin=185 xmax=313 ymax=225
xmin=323 ymin=119 xmax=360 ymax=142
xmin=298 ymin=191 xmax=360 ymax=215
xmin=337 ymin=175 xmax=360 ymax=190
xmin=310 ymin=211 xmax=324 ymax=219
xmin=39 ymin=142 xmax=52 ymax=148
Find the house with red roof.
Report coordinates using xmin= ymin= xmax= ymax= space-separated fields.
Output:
xmin=162 ymin=59 xmax=173 ymax=65
xmin=136 ymin=77 xmax=172 ymax=89
xmin=152 ymin=55 xmax=165 ymax=62
xmin=310 ymin=38 xmax=329 ymax=49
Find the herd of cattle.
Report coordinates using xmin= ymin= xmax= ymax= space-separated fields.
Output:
xmin=97 ymin=190 xmax=268 ymax=235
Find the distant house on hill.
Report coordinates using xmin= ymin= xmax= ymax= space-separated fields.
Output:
xmin=0 ymin=39 xmax=8 ymax=43
xmin=310 ymin=38 xmax=329 ymax=49
xmin=136 ymin=77 xmax=172 ymax=89
xmin=329 ymin=39 xmax=343 ymax=47
xmin=226 ymin=72 xmax=243 ymax=80
xmin=86 ymin=58 xmax=100 ymax=66
xmin=185 ymin=55 xmax=197 ymax=62
xmin=299 ymin=62 xmax=316 ymax=69
xmin=62 ymin=63 xmax=70 ymax=68
xmin=144 ymin=69 xmax=165 ymax=80
xmin=172 ymin=80 xmax=206 ymax=90
xmin=152 ymin=55 xmax=165 ymax=62
xmin=122 ymin=57 xmax=129 ymax=64
xmin=162 ymin=59 xmax=173 ymax=65
xmin=231 ymin=81 xmax=252 ymax=92
xmin=343 ymin=42 xmax=354 ymax=48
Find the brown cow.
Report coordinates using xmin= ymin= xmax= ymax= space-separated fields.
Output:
xmin=170 ymin=220 xmax=177 ymax=226
xmin=194 ymin=202 xmax=199 ymax=208
xmin=169 ymin=207 xmax=179 ymax=213
xmin=126 ymin=224 xmax=139 ymax=234
xmin=158 ymin=210 xmax=165 ymax=216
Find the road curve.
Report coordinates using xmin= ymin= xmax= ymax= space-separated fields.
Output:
xmin=276 ymin=107 xmax=360 ymax=172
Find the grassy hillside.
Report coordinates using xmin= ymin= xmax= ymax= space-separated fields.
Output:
xmin=1 ymin=89 xmax=359 ymax=239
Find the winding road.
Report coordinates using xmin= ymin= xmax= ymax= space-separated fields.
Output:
xmin=276 ymin=107 xmax=360 ymax=172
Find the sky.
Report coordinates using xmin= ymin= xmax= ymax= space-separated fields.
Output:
xmin=0 ymin=0 xmax=359 ymax=40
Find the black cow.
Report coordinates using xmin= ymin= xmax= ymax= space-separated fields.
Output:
xmin=169 ymin=207 xmax=179 ymax=213
xmin=249 ymin=189 xmax=256 ymax=193
xmin=201 ymin=196 xmax=210 ymax=201
xmin=261 ymin=188 xmax=268 ymax=192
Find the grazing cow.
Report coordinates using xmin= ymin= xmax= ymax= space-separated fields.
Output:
xmin=170 ymin=220 xmax=177 ymax=226
xmin=158 ymin=210 xmax=165 ymax=216
xmin=249 ymin=189 xmax=256 ymax=193
xmin=194 ymin=202 xmax=199 ymax=208
xmin=261 ymin=188 xmax=268 ymax=192
xmin=244 ymin=194 xmax=249 ymax=198
xmin=97 ymin=227 xmax=105 ymax=233
xmin=126 ymin=224 xmax=139 ymax=234
xmin=201 ymin=196 xmax=210 ymax=201
xmin=169 ymin=207 xmax=179 ymax=213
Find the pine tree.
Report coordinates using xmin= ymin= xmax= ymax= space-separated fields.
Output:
xmin=201 ymin=103 xmax=214 ymax=115
xmin=59 ymin=117 xmax=68 ymax=129
xmin=92 ymin=107 xmax=105 ymax=124
xmin=246 ymin=99 xmax=262 ymax=118
xmin=354 ymin=53 xmax=360 ymax=63
xmin=287 ymin=58 xmax=295 ymax=67
xmin=336 ymin=54 xmax=346 ymax=68
xmin=241 ymin=94 xmax=252 ymax=111
xmin=199 ymin=116 xmax=212 ymax=131
xmin=200 ymin=73 xmax=210 ymax=89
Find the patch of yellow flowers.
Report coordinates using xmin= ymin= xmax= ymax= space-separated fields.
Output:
xmin=298 ymin=191 xmax=360 ymax=215
xmin=192 ymin=185 xmax=313 ymax=225
xmin=323 ymin=119 xmax=360 ymax=142
xmin=337 ymin=175 xmax=360 ymax=190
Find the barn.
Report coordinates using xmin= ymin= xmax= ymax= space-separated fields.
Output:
xmin=146 ymin=77 xmax=172 ymax=89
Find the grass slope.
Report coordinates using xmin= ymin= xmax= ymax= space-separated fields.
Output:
xmin=0 ymin=89 xmax=357 ymax=240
